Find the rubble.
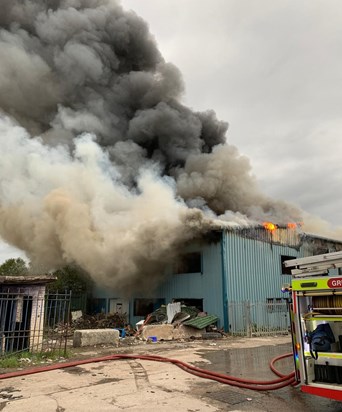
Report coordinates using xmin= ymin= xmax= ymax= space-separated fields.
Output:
xmin=70 ymin=303 xmax=221 ymax=345
xmin=136 ymin=303 xmax=220 ymax=341
xmin=71 ymin=312 xmax=133 ymax=334
xmin=140 ymin=324 xmax=203 ymax=341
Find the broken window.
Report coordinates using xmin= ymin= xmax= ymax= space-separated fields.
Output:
xmin=89 ymin=298 xmax=107 ymax=314
xmin=175 ymin=252 xmax=202 ymax=274
xmin=173 ymin=298 xmax=203 ymax=312
xmin=133 ymin=298 xmax=165 ymax=317
xmin=280 ymin=255 xmax=296 ymax=275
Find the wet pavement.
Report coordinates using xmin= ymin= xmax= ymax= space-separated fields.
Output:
xmin=0 ymin=337 xmax=341 ymax=411
xmin=193 ymin=342 xmax=342 ymax=411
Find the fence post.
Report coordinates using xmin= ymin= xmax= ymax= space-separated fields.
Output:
xmin=245 ymin=301 xmax=252 ymax=338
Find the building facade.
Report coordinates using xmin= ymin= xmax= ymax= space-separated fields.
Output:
xmin=92 ymin=226 xmax=342 ymax=331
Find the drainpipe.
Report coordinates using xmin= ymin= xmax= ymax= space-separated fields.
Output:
xmin=220 ymin=230 xmax=229 ymax=332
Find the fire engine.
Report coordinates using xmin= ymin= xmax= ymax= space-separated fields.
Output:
xmin=284 ymin=251 xmax=342 ymax=401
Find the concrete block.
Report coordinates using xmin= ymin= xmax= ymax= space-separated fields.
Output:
xmin=173 ymin=324 xmax=203 ymax=339
xmin=140 ymin=324 xmax=203 ymax=341
xmin=73 ymin=329 xmax=120 ymax=347
xmin=141 ymin=324 xmax=174 ymax=341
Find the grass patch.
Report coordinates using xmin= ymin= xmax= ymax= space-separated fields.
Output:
xmin=0 ymin=356 xmax=20 ymax=368
xmin=0 ymin=349 xmax=72 ymax=369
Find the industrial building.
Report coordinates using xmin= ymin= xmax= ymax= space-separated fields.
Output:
xmin=92 ymin=225 xmax=342 ymax=333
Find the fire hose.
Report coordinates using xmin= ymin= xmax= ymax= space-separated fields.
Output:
xmin=0 ymin=352 xmax=296 ymax=391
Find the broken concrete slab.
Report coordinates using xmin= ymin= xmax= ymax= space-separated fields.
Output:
xmin=73 ymin=329 xmax=119 ymax=347
xmin=140 ymin=324 xmax=174 ymax=341
xmin=173 ymin=324 xmax=204 ymax=339
xmin=140 ymin=324 xmax=203 ymax=341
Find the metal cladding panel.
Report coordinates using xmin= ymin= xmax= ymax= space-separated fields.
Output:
xmin=229 ymin=226 xmax=302 ymax=248
xmin=300 ymin=238 xmax=342 ymax=257
xmin=183 ymin=314 xmax=219 ymax=329
xmin=223 ymin=229 xmax=304 ymax=302
xmin=156 ymin=241 xmax=224 ymax=323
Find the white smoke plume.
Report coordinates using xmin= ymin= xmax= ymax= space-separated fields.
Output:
xmin=0 ymin=0 xmax=335 ymax=291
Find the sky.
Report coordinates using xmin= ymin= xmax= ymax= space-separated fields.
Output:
xmin=1 ymin=0 xmax=342 ymax=264
xmin=120 ymin=0 xmax=342 ymax=224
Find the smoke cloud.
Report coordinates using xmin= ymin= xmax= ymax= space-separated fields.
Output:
xmin=0 ymin=0 xmax=333 ymax=291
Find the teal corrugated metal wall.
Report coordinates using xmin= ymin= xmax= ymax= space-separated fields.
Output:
xmin=223 ymin=228 xmax=303 ymax=303
xmin=92 ymin=227 xmax=342 ymax=330
xmin=156 ymin=241 xmax=224 ymax=327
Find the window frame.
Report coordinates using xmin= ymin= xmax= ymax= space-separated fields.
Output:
xmin=280 ymin=255 xmax=296 ymax=275
xmin=174 ymin=252 xmax=202 ymax=275
xmin=133 ymin=298 xmax=165 ymax=317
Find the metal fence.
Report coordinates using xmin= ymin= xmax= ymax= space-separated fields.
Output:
xmin=228 ymin=300 xmax=290 ymax=337
xmin=70 ymin=293 xmax=87 ymax=313
xmin=0 ymin=289 xmax=71 ymax=357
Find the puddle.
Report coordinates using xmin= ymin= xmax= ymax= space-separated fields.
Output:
xmin=195 ymin=343 xmax=293 ymax=379
xmin=194 ymin=343 xmax=342 ymax=411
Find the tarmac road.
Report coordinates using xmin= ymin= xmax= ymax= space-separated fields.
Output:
xmin=0 ymin=336 xmax=341 ymax=411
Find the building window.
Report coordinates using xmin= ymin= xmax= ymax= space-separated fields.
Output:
xmin=280 ymin=255 xmax=296 ymax=275
xmin=173 ymin=298 xmax=203 ymax=312
xmin=89 ymin=298 xmax=107 ymax=314
xmin=133 ymin=298 xmax=165 ymax=317
xmin=175 ymin=252 xmax=202 ymax=274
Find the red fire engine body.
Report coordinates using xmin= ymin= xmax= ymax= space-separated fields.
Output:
xmin=285 ymin=251 xmax=342 ymax=401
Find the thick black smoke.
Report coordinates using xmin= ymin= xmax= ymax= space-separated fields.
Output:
xmin=0 ymin=0 xmax=304 ymax=291
xmin=0 ymin=0 xmax=226 ymax=170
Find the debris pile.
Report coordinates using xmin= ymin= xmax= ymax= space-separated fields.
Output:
xmin=71 ymin=312 xmax=134 ymax=335
xmin=69 ymin=303 xmax=224 ymax=344
xmin=137 ymin=303 xmax=220 ymax=335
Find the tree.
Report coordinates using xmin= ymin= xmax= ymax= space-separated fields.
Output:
xmin=48 ymin=265 xmax=93 ymax=295
xmin=0 ymin=258 xmax=29 ymax=276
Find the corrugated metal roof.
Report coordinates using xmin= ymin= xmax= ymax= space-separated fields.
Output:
xmin=183 ymin=314 xmax=218 ymax=329
xmin=0 ymin=275 xmax=56 ymax=285
xmin=221 ymin=227 xmax=342 ymax=253
xmin=225 ymin=227 xmax=302 ymax=249
xmin=300 ymin=232 xmax=342 ymax=245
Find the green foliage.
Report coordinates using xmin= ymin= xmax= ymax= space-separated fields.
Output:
xmin=48 ymin=265 xmax=92 ymax=294
xmin=0 ymin=258 xmax=92 ymax=295
xmin=0 ymin=350 xmax=72 ymax=368
xmin=0 ymin=356 xmax=20 ymax=368
xmin=0 ymin=258 xmax=29 ymax=276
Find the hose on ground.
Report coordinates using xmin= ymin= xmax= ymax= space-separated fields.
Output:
xmin=269 ymin=351 xmax=299 ymax=387
xmin=0 ymin=352 xmax=296 ymax=391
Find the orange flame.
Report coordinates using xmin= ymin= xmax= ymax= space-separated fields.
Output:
xmin=287 ymin=222 xmax=297 ymax=229
xmin=263 ymin=222 xmax=277 ymax=232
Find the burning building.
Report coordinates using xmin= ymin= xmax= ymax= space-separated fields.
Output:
xmin=92 ymin=224 xmax=342 ymax=332
xmin=0 ymin=0 xmax=341 ymax=313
